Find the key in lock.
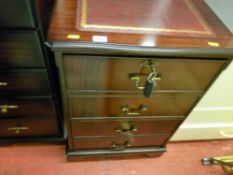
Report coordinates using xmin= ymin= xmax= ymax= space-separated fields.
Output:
xmin=143 ymin=72 xmax=160 ymax=97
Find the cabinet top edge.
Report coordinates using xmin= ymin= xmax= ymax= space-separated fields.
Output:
xmin=47 ymin=42 xmax=233 ymax=59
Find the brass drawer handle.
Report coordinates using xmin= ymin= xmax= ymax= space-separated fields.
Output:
xmin=129 ymin=60 xmax=161 ymax=97
xmin=111 ymin=141 xmax=131 ymax=150
xmin=7 ymin=126 xmax=29 ymax=134
xmin=121 ymin=104 xmax=148 ymax=116
xmin=115 ymin=126 xmax=138 ymax=134
xmin=0 ymin=105 xmax=18 ymax=113
xmin=0 ymin=82 xmax=8 ymax=86
xmin=130 ymin=74 xmax=161 ymax=90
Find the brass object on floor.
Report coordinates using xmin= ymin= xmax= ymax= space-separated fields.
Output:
xmin=202 ymin=156 xmax=233 ymax=175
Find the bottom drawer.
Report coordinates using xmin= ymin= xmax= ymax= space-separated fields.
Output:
xmin=0 ymin=118 xmax=60 ymax=137
xmin=73 ymin=136 xmax=167 ymax=150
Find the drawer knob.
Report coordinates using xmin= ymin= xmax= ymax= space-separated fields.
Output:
xmin=121 ymin=104 xmax=148 ymax=116
xmin=7 ymin=126 xmax=29 ymax=134
xmin=115 ymin=126 xmax=138 ymax=134
xmin=0 ymin=82 xmax=8 ymax=86
xmin=0 ymin=105 xmax=18 ymax=113
xmin=111 ymin=141 xmax=131 ymax=150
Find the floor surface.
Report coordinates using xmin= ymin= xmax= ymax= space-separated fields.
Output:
xmin=0 ymin=140 xmax=233 ymax=175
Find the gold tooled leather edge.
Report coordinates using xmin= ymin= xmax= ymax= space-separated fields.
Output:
xmin=80 ymin=0 xmax=212 ymax=35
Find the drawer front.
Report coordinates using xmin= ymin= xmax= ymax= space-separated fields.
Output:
xmin=0 ymin=118 xmax=59 ymax=137
xmin=73 ymin=136 xmax=167 ymax=150
xmin=0 ymin=98 xmax=56 ymax=117
xmin=0 ymin=32 xmax=44 ymax=67
xmin=68 ymin=94 xmax=199 ymax=117
xmin=64 ymin=55 xmax=226 ymax=91
xmin=0 ymin=0 xmax=35 ymax=28
xmin=0 ymin=69 xmax=51 ymax=96
xmin=71 ymin=118 xmax=181 ymax=137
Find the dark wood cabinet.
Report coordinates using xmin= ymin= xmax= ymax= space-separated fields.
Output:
xmin=48 ymin=0 xmax=233 ymax=160
xmin=0 ymin=0 xmax=62 ymax=142
xmin=0 ymin=97 xmax=56 ymax=117
xmin=0 ymin=0 xmax=35 ymax=28
xmin=0 ymin=70 xmax=51 ymax=96
xmin=0 ymin=117 xmax=59 ymax=137
xmin=0 ymin=32 xmax=44 ymax=67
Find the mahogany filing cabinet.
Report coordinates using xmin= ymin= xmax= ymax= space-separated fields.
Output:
xmin=48 ymin=0 xmax=233 ymax=160
xmin=0 ymin=0 xmax=63 ymax=142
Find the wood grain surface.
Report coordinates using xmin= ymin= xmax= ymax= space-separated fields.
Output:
xmin=48 ymin=0 xmax=233 ymax=48
xmin=71 ymin=118 xmax=181 ymax=137
xmin=63 ymin=55 xmax=226 ymax=91
xmin=68 ymin=94 xmax=199 ymax=117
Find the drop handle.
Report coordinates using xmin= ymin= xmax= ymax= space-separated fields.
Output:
xmin=111 ymin=141 xmax=131 ymax=150
xmin=0 ymin=105 xmax=18 ymax=113
xmin=121 ymin=104 xmax=148 ymax=116
xmin=130 ymin=74 xmax=161 ymax=90
xmin=115 ymin=126 xmax=138 ymax=134
xmin=7 ymin=126 xmax=29 ymax=134
xmin=0 ymin=82 xmax=8 ymax=86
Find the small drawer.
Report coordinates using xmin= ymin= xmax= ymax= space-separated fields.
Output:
xmin=0 ymin=118 xmax=59 ymax=137
xmin=0 ymin=0 xmax=35 ymax=28
xmin=0 ymin=97 xmax=56 ymax=117
xmin=68 ymin=93 xmax=200 ymax=117
xmin=63 ymin=55 xmax=226 ymax=91
xmin=71 ymin=118 xmax=181 ymax=137
xmin=0 ymin=69 xmax=51 ymax=96
xmin=0 ymin=31 xmax=44 ymax=67
xmin=73 ymin=136 xmax=167 ymax=150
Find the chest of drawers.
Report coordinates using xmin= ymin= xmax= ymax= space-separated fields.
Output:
xmin=48 ymin=0 xmax=233 ymax=160
xmin=0 ymin=0 xmax=63 ymax=142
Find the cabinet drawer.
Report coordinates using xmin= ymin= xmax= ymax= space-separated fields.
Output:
xmin=68 ymin=94 xmax=200 ymax=117
xmin=0 ymin=118 xmax=59 ymax=137
xmin=71 ymin=118 xmax=181 ymax=137
xmin=0 ymin=0 xmax=35 ymax=28
xmin=0 ymin=97 xmax=56 ymax=117
xmin=0 ymin=31 xmax=44 ymax=67
xmin=73 ymin=136 xmax=167 ymax=150
xmin=63 ymin=55 xmax=226 ymax=91
xmin=0 ymin=69 xmax=51 ymax=96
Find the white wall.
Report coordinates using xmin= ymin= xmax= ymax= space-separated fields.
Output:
xmin=172 ymin=0 xmax=233 ymax=141
xmin=205 ymin=0 xmax=233 ymax=33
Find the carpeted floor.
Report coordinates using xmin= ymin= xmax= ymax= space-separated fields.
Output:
xmin=0 ymin=140 xmax=233 ymax=175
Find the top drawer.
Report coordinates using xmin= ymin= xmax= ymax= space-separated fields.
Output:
xmin=0 ymin=31 xmax=44 ymax=67
xmin=0 ymin=0 xmax=35 ymax=29
xmin=63 ymin=55 xmax=226 ymax=92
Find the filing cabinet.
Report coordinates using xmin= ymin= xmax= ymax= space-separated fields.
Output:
xmin=54 ymin=54 xmax=228 ymax=159
xmin=48 ymin=0 xmax=233 ymax=160
xmin=0 ymin=0 xmax=62 ymax=142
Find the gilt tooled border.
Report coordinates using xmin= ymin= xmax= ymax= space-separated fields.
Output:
xmin=80 ymin=0 xmax=212 ymax=35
